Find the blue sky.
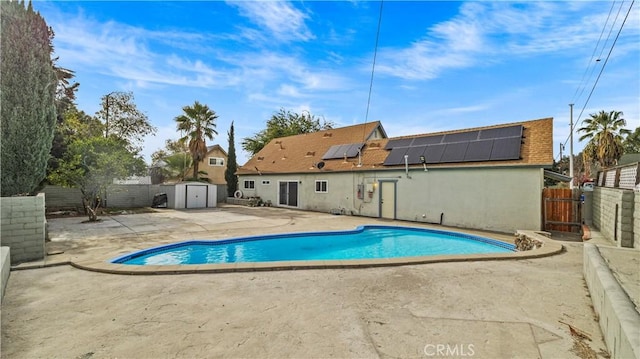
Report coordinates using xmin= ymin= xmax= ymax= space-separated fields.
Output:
xmin=33 ymin=1 xmax=640 ymax=165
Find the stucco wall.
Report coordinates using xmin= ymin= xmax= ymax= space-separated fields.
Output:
xmin=196 ymin=147 xmax=228 ymax=185
xmin=592 ymin=187 xmax=635 ymax=248
xmin=239 ymin=166 xmax=543 ymax=233
xmin=0 ymin=194 xmax=46 ymax=264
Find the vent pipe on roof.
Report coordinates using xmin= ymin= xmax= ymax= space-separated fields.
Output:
xmin=404 ymin=155 xmax=411 ymax=179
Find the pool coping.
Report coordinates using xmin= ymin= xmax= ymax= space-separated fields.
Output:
xmin=70 ymin=229 xmax=563 ymax=275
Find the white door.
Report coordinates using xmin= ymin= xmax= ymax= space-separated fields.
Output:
xmin=380 ymin=181 xmax=396 ymax=219
xmin=186 ymin=185 xmax=207 ymax=208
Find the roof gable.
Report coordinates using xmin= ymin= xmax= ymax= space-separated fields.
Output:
xmin=237 ymin=118 xmax=553 ymax=175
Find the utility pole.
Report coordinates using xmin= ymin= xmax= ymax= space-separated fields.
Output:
xmin=569 ymin=104 xmax=574 ymax=189
xmin=105 ymin=91 xmax=116 ymax=138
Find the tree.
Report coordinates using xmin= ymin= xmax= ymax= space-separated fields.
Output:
xmin=578 ymin=110 xmax=630 ymax=168
xmin=622 ymin=127 xmax=640 ymax=154
xmin=150 ymin=138 xmax=188 ymax=164
xmin=48 ymin=106 xmax=103 ymax=178
xmin=163 ymin=153 xmax=193 ymax=182
xmin=1 ymin=0 xmax=57 ymax=196
xmin=225 ymin=121 xmax=238 ymax=197
xmin=242 ymin=108 xmax=334 ymax=155
xmin=175 ymin=101 xmax=219 ymax=179
xmin=48 ymin=136 xmax=146 ymax=221
xmin=95 ymin=91 xmax=156 ymax=153
xmin=149 ymin=139 xmax=190 ymax=183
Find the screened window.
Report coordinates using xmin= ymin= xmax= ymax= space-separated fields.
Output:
xmin=315 ymin=180 xmax=328 ymax=193
xmin=244 ymin=180 xmax=255 ymax=189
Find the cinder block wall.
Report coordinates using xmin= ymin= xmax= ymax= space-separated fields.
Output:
xmin=0 ymin=194 xmax=46 ymax=264
xmin=107 ymin=184 xmax=163 ymax=208
xmin=40 ymin=185 xmax=83 ymax=209
xmin=593 ymin=188 xmax=635 ymax=248
xmin=42 ymin=184 xmax=165 ymax=209
xmin=635 ymin=193 xmax=640 ymax=249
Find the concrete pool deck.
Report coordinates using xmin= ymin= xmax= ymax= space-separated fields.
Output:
xmin=0 ymin=205 xmax=619 ymax=358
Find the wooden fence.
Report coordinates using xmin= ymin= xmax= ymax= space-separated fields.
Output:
xmin=542 ymin=188 xmax=582 ymax=233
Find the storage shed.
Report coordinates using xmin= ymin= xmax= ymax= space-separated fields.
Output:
xmin=160 ymin=182 xmax=217 ymax=209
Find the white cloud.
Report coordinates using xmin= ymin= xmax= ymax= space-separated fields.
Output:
xmin=376 ymin=2 xmax=640 ymax=81
xmin=229 ymin=1 xmax=314 ymax=42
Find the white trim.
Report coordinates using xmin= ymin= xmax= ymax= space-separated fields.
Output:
xmin=243 ymin=180 xmax=255 ymax=189
xmin=208 ymin=157 xmax=225 ymax=166
xmin=315 ymin=180 xmax=328 ymax=193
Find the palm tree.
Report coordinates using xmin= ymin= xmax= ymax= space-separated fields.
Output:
xmin=175 ymin=101 xmax=218 ymax=179
xmin=578 ymin=110 xmax=630 ymax=168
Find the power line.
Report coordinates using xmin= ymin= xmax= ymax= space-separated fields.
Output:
xmin=562 ymin=0 xmax=635 ymax=152
xmin=362 ymin=0 xmax=384 ymax=142
xmin=570 ymin=0 xmax=617 ymax=105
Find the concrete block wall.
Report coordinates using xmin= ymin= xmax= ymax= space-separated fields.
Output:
xmin=584 ymin=244 xmax=640 ymax=358
xmin=107 ymin=184 xmax=163 ymax=208
xmin=592 ymin=188 xmax=635 ymax=248
xmin=40 ymin=185 xmax=83 ymax=209
xmin=1 ymin=247 xmax=10 ymax=302
xmin=0 ymin=194 xmax=46 ymax=264
xmin=635 ymin=193 xmax=640 ymax=249
xmin=42 ymin=184 xmax=165 ymax=209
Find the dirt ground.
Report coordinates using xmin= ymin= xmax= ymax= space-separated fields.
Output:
xmin=1 ymin=207 xmax=609 ymax=358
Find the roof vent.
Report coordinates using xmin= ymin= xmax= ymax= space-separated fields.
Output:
xmin=323 ymin=133 xmax=333 ymax=138
xmin=305 ymin=151 xmax=315 ymax=157
xmin=257 ymin=156 xmax=264 ymax=161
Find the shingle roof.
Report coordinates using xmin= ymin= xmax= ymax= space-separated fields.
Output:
xmin=237 ymin=117 xmax=553 ymax=175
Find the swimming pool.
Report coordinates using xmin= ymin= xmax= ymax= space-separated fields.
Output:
xmin=112 ymin=225 xmax=516 ymax=266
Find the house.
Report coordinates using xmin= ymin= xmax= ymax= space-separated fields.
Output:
xmin=236 ymin=118 xmax=553 ymax=233
xmin=194 ymin=144 xmax=228 ymax=185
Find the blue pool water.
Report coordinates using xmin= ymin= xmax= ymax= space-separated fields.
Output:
xmin=112 ymin=226 xmax=515 ymax=265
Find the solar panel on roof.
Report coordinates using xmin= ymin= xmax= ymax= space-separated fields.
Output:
xmin=443 ymin=131 xmax=479 ymax=143
xmin=440 ymin=142 xmax=469 ymax=163
xmin=345 ymin=143 xmax=364 ymax=158
xmin=383 ymin=147 xmax=409 ymax=166
xmin=322 ymin=142 xmax=364 ymax=160
xmin=490 ymin=137 xmax=521 ymax=160
xmin=321 ymin=145 xmax=340 ymax=160
xmin=479 ymin=125 xmax=523 ymax=140
xmin=411 ymin=135 xmax=444 ymax=146
xmin=423 ymin=143 xmax=446 ymax=163
xmin=464 ymin=140 xmax=494 ymax=161
xmin=384 ymin=138 xmax=413 ymax=150
xmin=405 ymin=146 xmax=428 ymax=164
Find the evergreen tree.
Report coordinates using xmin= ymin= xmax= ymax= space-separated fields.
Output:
xmin=1 ymin=0 xmax=57 ymax=196
xmin=225 ymin=121 xmax=238 ymax=197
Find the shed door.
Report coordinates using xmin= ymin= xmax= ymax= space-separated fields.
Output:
xmin=186 ymin=185 xmax=207 ymax=208
xmin=380 ymin=181 xmax=396 ymax=219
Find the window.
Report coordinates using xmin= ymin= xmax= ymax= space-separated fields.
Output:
xmin=261 ymin=180 xmax=271 ymax=185
xmin=244 ymin=180 xmax=255 ymax=189
xmin=209 ymin=157 xmax=224 ymax=166
xmin=315 ymin=180 xmax=328 ymax=193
